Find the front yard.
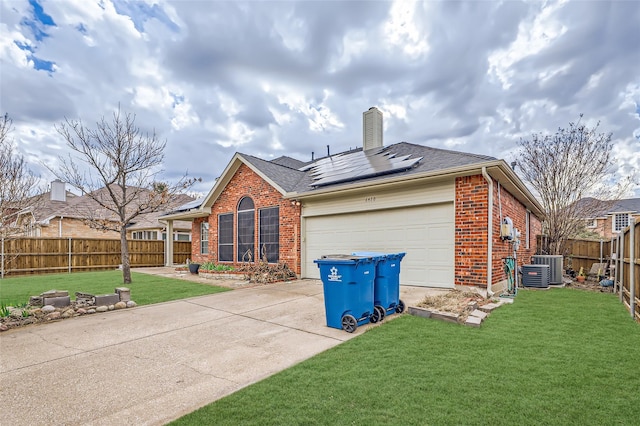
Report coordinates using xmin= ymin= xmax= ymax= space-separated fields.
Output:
xmin=172 ymin=288 xmax=640 ymax=425
xmin=0 ymin=270 xmax=229 ymax=306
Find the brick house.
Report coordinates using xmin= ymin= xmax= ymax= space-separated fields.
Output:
xmin=12 ymin=180 xmax=193 ymax=241
xmin=580 ymin=197 xmax=640 ymax=239
xmin=162 ymin=108 xmax=543 ymax=294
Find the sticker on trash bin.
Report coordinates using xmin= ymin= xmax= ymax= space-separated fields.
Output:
xmin=328 ymin=267 xmax=342 ymax=282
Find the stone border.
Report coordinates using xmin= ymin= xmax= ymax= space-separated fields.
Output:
xmin=408 ymin=297 xmax=513 ymax=328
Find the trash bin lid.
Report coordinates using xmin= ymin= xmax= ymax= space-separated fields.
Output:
xmin=314 ymin=254 xmax=372 ymax=264
xmin=352 ymin=251 xmax=386 ymax=260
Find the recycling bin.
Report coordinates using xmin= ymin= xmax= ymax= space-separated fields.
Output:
xmin=352 ymin=252 xmax=406 ymax=320
xmin=314 ymin=255 xmax=378 ymax=333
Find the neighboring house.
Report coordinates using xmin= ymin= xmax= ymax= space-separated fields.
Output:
xmin=581 ymin=197 xmax=640 ymax=239
xmin=11 ymin=180 xmax=194 ymax=241
xmin=162 ymin=107 xmax=543 ymax=293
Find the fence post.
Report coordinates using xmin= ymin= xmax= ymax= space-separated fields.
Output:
xmin=629 ymin=218 xmax=635 ymax=319
xmin=619 ymin=233 xmax=624 ymax=303
xmin=611 ymin=237 xmax=616 ymax=294
xmin=68 ymin=237 xmax=72 ymax=274
xmin=1 ymin=237 xmax=4 ymax=279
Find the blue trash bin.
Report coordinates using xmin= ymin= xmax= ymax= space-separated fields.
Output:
xmin=314 ymin=255 xmax=379 ymax=333
xmin=352 ymin=252 xmax=406 ymax=321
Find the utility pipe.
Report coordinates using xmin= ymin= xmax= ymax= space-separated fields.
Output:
xmin=629 ymin=218 xmax=635 ymax=319
xmin=481 ymin=167 xmax=494 ymax=296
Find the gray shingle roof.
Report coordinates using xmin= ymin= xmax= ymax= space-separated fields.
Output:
xmin=240 ymin=154 xmax=307 ymax=192
xmin=236 ymin=142 xmax=496 ymax=195
xmin=269 ymin=156 xmax=308 ymax=170
xmin=613 ymin=198 xmax=640 ymax=213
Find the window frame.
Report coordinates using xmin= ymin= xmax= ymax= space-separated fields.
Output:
xmin=259 ymin=206 xmax=279 ymax=263
xmin=613 ymin=213 xmax=630 ymax=233
xmin=237 ymin=197 xmax=255 ymax=262
xmin=525 ymin=210 xmax=530 ymax=249
xmin=200 ymin=221 xmax=209 ymax=254
xmin=218 ymin=213 xmax=234 ymax=262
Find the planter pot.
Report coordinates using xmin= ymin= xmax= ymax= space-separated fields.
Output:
xmin=188 ymin=263 xmax=201 ymax=274
xmin=576 ymin=275 xmax=585 ymax=283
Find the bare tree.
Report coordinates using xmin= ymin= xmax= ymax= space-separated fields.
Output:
xmin=516 ymin=115 xmax=632 ymax=254
xmin=0 ymin=113 xmax=41 ymax=240
xmin=53 ymin=107 xmax=198 ymax=284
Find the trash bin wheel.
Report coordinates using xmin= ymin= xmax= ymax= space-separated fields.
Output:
xmin=341 ymin=314 xmax=358 ymax=333
xmin=369 ymin=308 xmax=381 ymax=324
xmin=395 ymin=299 xmax=406 ymax=314
xmin=374 ymin=305 xmax=386 ymax=322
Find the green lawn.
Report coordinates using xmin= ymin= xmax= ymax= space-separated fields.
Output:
xmin=172 ymin=289 xmax=640 ymax=425
xmin=0 ymin=270 xmax=229 ymax=306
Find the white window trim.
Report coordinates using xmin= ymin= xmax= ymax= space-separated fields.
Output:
xmin=612 ymin=212 xmax=630 ymax=233
xmin=525 ymin=210 xmax=530 ymax=249
xmin=200 ymin=221 xmax=209 ymax=254
xmin=585 ymin=218 xmax=597 ymax=229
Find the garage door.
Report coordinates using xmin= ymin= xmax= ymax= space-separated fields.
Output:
xmin=303 ymin=203 xmax=454 ymax=288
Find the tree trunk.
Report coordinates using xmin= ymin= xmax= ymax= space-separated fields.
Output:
xmin=120 ymin=227 xmax=131 ymax=284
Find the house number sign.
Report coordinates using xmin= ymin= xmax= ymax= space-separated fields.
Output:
xmin=365 ymin=196 xmax=376 ymax=203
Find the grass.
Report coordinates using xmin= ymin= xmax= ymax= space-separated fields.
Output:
xmin=172 ymin=289 xmax=640 ymax=425
xmin=0 ymin=270 xmax=230 ymax=306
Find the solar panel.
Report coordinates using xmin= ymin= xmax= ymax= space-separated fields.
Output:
xmin=302 ymin=147 xmax=422 ymax=187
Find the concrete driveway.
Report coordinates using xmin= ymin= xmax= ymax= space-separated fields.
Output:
xmin=0 ymin=277 xmax=442 ymax=425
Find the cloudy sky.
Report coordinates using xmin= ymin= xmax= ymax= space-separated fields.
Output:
xmin=1 ymin=0 xmax=639 ymax=196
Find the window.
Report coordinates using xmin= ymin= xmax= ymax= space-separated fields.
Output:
xmin=132 ymin=231 xmax=158 ymax=240
xmin=259 ymin=207 xmax=279 ymax=263
xmin=218 ymin=213 xmax=234 ymax=262
xmin=525 ymin=211 xmax=530 ymax=249
xmin=176 ymin=233 xmax=191 ymax=242
xmin=162 ymin=232 xmax=191 ymax=241
xmin=585 ymin=218 xmax=597 ymax=229
xmin=237 ymin=197 xmax=255 ymax=262
xmin=613 ymin=213 xmax=629 ymax=232
xmin=200 ymin=221 xmax=209 ymax=254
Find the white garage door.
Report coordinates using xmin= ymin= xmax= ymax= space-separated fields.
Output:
xmin=304 ymin=203 xmax=454 ymax=288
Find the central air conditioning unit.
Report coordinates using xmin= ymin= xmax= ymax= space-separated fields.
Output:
xmin=522 ymin=264 xmax=550 ymax=288
xmin=532 ymin=255 xmax=563 ymax=285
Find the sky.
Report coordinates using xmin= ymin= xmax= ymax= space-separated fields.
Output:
xmin=1 ymin=0 xmax=639 ymax=197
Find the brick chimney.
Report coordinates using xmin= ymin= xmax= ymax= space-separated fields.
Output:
xmin=363 ymin=107 xmax=383 ymax=151
xmin=50 ymin=180 xmax=66 ymax=202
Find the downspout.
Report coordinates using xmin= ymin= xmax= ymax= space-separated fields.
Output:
xmin=59 ymin=216 xmax=64 ymax=237
xmin=482 ymin=167 xmax=494 ymax=297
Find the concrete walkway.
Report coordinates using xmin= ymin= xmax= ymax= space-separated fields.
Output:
xmin=0 ymin=271 xmax=445 ymax=425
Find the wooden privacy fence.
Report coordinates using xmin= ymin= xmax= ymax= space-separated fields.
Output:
xmin=611 ymin=220 xmax=640 ymax=322
xmin=564 ymin=238 xmax=611 ymax=275
xmin=563 ymin=235 xmax=638 ymax=321
xmin=0 ymin=237 xmax=192 ymax=277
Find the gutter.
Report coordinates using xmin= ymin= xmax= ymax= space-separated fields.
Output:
xmin=482 ymin=167 xmax=494 ymax=297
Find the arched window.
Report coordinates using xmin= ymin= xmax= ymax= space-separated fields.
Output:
xmin=237 ymin=196 xmax=255 ymax=262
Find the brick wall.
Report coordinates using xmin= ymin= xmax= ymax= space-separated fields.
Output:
xmin=455 ymin=175 xmax=541 ymax=288
xmin=192 ymin=164 xmax=301 ymax=274
xmin=40 ymin=217 xmax=120 ymax=239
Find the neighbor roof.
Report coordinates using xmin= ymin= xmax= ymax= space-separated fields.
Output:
xmin=580 ymin=197 xmax=640 ymax=218
xmin=612 ymin=198 xmax=640 ymax=213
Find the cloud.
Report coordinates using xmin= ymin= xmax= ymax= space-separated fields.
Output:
xmin=0 ymin=0 xmax=638 ymax=198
